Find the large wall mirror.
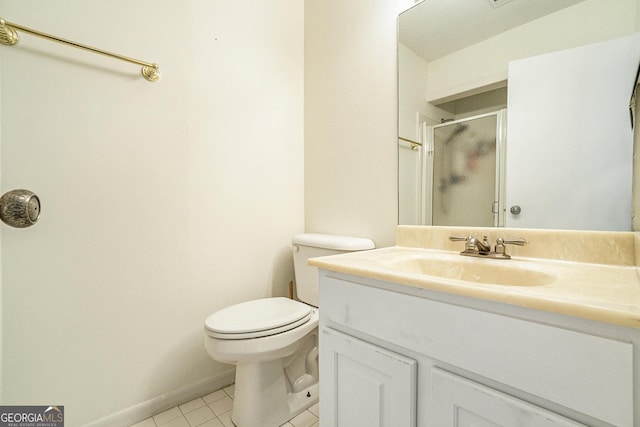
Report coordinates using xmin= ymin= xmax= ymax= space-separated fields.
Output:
xmin=398 ymin=0 xmax=640 ymax=231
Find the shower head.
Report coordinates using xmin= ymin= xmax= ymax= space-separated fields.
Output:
xmin=0 ymin=19 xmax=19 ymax=46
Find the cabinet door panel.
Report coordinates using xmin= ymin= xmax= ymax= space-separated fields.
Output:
xmin=320 ymin=327 xmax=417 ymax=427
xmin=431 ymin=368 xmax=586 ymax=427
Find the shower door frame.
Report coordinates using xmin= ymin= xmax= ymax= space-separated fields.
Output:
xmin=422 ymin=109 xmax=507 ymax=227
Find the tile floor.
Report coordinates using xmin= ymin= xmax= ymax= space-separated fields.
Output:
xmin=129 ymin=384 xmax=319 ymax=427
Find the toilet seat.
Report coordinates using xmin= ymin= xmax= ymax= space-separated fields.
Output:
xmin=205 ymin=297 xmax=312 ymax=339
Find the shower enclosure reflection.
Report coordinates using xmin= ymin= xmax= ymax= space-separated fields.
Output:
xmin=429 ymin=112 xmax=504 ymax=227
xmin=399 ymin=110 xmax=506 ymax=227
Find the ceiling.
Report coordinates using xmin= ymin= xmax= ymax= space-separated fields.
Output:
xmin=399 ymin=0 xmax=586 ymax=61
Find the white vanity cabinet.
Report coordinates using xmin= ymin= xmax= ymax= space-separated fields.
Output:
xmin=318 ymin=271 xmax=638 ymax=427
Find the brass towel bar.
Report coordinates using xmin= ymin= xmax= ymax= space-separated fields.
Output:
xmin=399 ymin=136 xmax=422 ymax=151
xmin=0 ymin=18 xmax=160 ymax=82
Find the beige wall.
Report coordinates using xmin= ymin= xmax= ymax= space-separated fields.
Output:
xmin=304 ymin=0 xmax=414 ymax=248
xmin=0 ymin=1 xmax=304 ymax=425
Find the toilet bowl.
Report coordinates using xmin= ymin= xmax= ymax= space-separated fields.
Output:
xmin=204 ymin=233 xmax=375 ymax=427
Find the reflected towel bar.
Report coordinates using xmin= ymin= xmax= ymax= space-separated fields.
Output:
xmin=399 ymin=136 xmax=422 ymax=151
xmin=0 ymin=17 xmax=160 ymax=82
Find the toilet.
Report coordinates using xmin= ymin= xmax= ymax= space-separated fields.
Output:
xmin=204 ymin=233 xmax=375 ymax=427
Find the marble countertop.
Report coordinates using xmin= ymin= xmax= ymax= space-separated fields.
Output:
xmin=309 ymin=226 xmax=640 ymax=329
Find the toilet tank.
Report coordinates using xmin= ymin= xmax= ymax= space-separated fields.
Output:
xmin=292 ymin=233 xmax=375 ymax=307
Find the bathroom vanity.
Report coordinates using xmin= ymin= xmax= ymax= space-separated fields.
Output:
xmin=311 ymin=226 xmax=640 ymax=427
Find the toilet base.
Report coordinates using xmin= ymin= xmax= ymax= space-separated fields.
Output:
xmin=231 ymin=334 xmax=319 ymax=427
xmin=231 ymin=358 xmax=318 ymax=427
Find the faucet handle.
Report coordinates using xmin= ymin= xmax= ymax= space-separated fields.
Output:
xmin=494 ymin=237 xmax=528 ymax=258
xmin=449 ymin=235 xmax=476 ymax=252
xmin=499 ymin=237 xmax=528 ymax=246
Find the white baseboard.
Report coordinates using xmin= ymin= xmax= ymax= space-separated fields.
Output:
xmin=84 ymin=368 xmax=236 ymax=427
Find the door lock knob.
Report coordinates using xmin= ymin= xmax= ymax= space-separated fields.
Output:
xmin=0 ymin=189 xmax=40 ymax=228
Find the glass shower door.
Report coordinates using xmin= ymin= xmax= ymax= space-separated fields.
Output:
xmin=426 ymin=111 xmax=505 ymax=227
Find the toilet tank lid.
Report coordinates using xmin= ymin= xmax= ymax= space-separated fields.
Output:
xmin=292 ymin=233 xmax=375 ymax=251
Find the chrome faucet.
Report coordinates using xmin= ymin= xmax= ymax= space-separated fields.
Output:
xmin=449 ymin=235 xmax=527 ymax=259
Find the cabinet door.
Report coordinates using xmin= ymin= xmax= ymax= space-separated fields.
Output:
xmin=431 ymin=368 xmax=586 ymax=427
xmin=320 ymin=327 xmax=417 ymax=427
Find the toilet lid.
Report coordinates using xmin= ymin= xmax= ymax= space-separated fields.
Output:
xmin=205 ymin=297 xmax=312 ymax=339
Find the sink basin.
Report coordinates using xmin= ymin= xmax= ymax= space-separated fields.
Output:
xmin=381 ymin=254 xmax=555 ymax=286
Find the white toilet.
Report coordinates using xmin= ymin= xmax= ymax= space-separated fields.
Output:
xmin=204 ymin=233 xmax=375 ymax=427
